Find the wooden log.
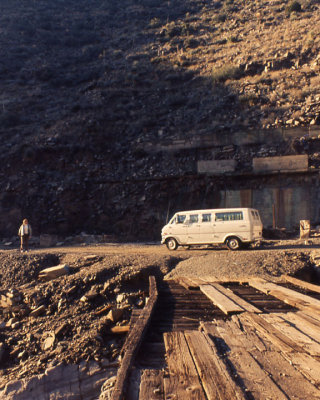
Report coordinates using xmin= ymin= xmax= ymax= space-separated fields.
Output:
xmin=163 ymin=331 xmax=206 ymax=399
xmin=184 ymin=330 xmax=246 ymax=400
xmin=139 ymin=369 xmax=164 ymax=400
xmin=109 ymin=326 xmax=130 ymax=334
xmin=210 ymin=283 xmax=262 ymax=313
xmin=200 ymin=284 xmax=244 ymax=314
xmin=283 ymin=275 xmax=320 ymax=295
xmin=300 ymin=220 xmax=310 ymax=239
xmin=95 ymin=304 xmax=113 ymax=316
xmin=110 ymin=276 xmax=158 ymax=400
xmin=202 ymin=322 xmax=289 ymax=399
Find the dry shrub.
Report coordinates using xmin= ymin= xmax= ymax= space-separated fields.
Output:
xmin=286 ymin=1 xmax=302 ymax=13
xmin=212 ymin=64 xmax=242 ymax=82
xmin=310 ymin=75 xmax=320 ymax=86
xmin=287 ymin=88 xmax=305 ymax=101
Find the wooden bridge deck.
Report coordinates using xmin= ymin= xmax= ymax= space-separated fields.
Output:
xmin=109 ymin=276 xmax=320 ymax=400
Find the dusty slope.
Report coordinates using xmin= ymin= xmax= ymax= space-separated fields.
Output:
xmin=0 ymin=0 xmax=320 ymax=238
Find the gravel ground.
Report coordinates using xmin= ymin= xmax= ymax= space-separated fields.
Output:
xmin=165 ymin=239 xmax=320 ymax=281
xmin=165 ymin=247 xmax=312 ymax=281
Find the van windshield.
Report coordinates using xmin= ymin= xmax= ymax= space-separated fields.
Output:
xmin=176 ymin=215 xmax=186 ymax=224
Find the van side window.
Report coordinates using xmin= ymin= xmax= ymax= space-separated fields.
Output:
xmin=177 ymin=215 xmax=186 ymax=224
xmin=202 ymin=214 xmax=211 ymax=222
xmin=215 ymin=212 xmax=243 ymax=221
xmin=189 ymin=214 xmax=198 ymax=223
xmin=254 ymin=211 xmax=260 ymax=220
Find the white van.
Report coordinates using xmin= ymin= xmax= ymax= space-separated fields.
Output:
xmin=161 ymin=208 xmax=263 ymax=250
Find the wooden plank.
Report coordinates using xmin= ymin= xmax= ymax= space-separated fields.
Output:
xmin=298 ymin=308 xmax=320 ymax=323
xmin=262 ymin=313 xmax=320 ymax=356
xmin=232 ymin=316 xmax=320 ymax=399
xmin=283 ymin=275 xmax=320 ymax=294
xmin=139 ymin=369 xmax=164 ymax=400
xmin=241 ymin=313 xmax=306 ymax=354
xmin=201 ymin=277 xmax=249 ymax=284
xmin=184 ymin=330 xmax=246 ymax=400
xmin=230 ymin=315 xmax=268 ymax=353
xmin=163 ymin=331 xmax=206 ymax=399
xmin=252 ymin=154 xmax=308 ymax=173
xmin=300 ymin=219 xmax=311 ymax=239
xmin=288 ymin=352 xmax=320 ymax=385
xmin=211 ymin=283 xmax=262 ymax=313
xmin=202 ymin=322 xmax=289 ymax=400
xmin=111 ymin=276 xmax=158 ymax=400
xmin=109 ymin=326 xmax=130 ymax=334
xmin=200 ymin=284 xmax=244 ymax=315
xmin=295 ymin=310 xmax=320 ymax=329
xmin=250 ymin=278 xmax=320 ymax=311
xmin=173 ymin=277 xmax=199 ymax=290
xmin=240 ymin=313 xmax=320 ymax=385
xmin=279 ymin=312 xmax=320 ymax=342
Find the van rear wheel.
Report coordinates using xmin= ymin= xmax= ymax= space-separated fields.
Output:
xmin=226 ymin=237 xmax=241 ymax=250
xmin=166 ymin=238 xmax=178 ymax=251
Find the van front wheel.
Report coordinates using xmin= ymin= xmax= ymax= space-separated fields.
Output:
xmin=226 ymin=237 xmax=241 ymax=251
xmin=166 ymin=238 xmax=178 ymax=251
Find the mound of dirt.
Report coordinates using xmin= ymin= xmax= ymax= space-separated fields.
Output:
xmin=165 ymin=247 xmax=313 ymax=281
xmin=0 ymin=253 xmax=60 ymax=290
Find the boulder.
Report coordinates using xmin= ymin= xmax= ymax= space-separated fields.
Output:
xmin=106 ymin=308 xmax=124 ymax=323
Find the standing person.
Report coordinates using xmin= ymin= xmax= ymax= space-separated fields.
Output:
xmin=18 ymin=219 xmax=32 ymax=252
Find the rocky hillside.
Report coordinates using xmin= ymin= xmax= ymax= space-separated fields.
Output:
xmin=0 ymin=0 xmax=320 ymax=239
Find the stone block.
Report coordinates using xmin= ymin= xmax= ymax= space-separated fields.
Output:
xmin=40 ymin=234 xmax=58 ymax=248
xmin=106 ymin=308 xmax=124 ymax=323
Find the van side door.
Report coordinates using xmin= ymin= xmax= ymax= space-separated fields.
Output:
xmin=171 ymin=214 xmax=188 ymax=244
xmin=199 ymin=213 xmax=214 ymax=243
xmin=186 ymin=214 xmax=201 ymax=244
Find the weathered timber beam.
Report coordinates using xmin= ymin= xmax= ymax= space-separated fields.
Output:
xmin=108 ymin=276 xmax=158 ymax=400
xmin=283 ymin=275 xmax=320 ymax=295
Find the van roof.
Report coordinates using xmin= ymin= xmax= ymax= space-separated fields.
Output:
xmin=174 ymin=208 xmax=258 ymax=214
